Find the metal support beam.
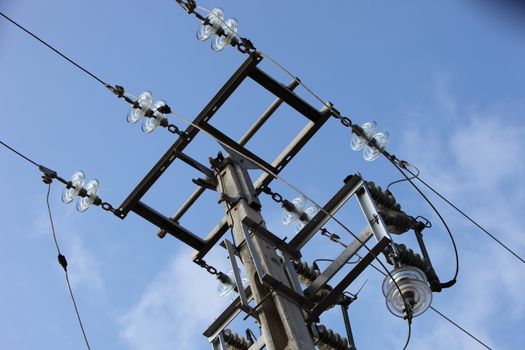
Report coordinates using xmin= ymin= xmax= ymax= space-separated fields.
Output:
xmin=225 ymin=239 xmax=253 ymax=314
xmin=117 ymin=54 xmax=262 ymax=217
xmin=192 ymin=106 xmax=331 ymax=260
xmin=306 ymin=236 xmax=390 ymax=323
xmin=249 ymin=67 xmax=326 ymax=123
xmin=289 ymin=174 xmax=363 ymax=250
xmin=355 ymin=185 xmax=391 ymax=243
xmin=304 ymin=228 xmax=373 ymax=298
xmin=203 ymin=285 xmax=253 ymax=342
xmin=131 ymin=201 xmax=205 ymax=251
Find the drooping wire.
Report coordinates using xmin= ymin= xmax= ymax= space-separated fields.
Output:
xmin=387 ymin=163 xmax=420 ymax=191
xmin=402 ymin=166 xmax=525 ymax=265
xmin=388 ymin=160 xmax=459 ymax=288
xmin=45 ymin=183 xmax=92 ymax=350
xmin=0 ymin=11 xmax=112 ymax=89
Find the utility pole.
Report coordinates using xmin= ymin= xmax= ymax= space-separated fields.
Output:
xmin=215 ymin=155 xmax=316 ymax=350
xmin=112 ymin=44 xmax=441 ymax=349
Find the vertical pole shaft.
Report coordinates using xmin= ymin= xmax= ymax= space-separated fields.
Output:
xmin=216 ymin=157 xmax=315 ymax=350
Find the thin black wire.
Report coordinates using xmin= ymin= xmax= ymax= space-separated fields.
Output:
xmin=429 ymin=306 xmax=492 ymax=350
xmin=0 ymin=9 xmax=487 ymax=347
xmin=0 ymin=139 xmax=40 ymax=167
xmin=0 ymin=11 xmax=109 ymax=88
xmin=402 ymin=321 xmax=412 ymax=350
xmin=403 ymin=167 xmax=525 ymax=265
xmin=387 ymin=163 xmax=420 ymax=192
xmin=45 ymin=184 xmax=92 ymax=350
xmin=389 ymin=160 xmax=459 ymax=286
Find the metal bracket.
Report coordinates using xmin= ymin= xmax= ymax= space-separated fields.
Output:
xmin=304 ymin=227 xmax=373 ymax=298
xmin=247 ymin=334 xmax=266 ymax=350
xmin=306 ymin=236 xmax=390 ymax=323
xmin=242 ymin=223 xmax=314 ymax=309
xmin=203 ymin=285 xmax=254 ymax=341
xmin=210 ymin=331 xmax=228 ymax=350
xmin=242 ymin=217 xmax=301 ymax=260
xmin=289 ymin=174 xmax=364 ymax=250
xmin=355 ymin=184 xmax=391 ymax=243
xmin=225 ymin=239 xmax=254 ymax=315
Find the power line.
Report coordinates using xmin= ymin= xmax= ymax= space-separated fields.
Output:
xmin=1 ymin=138 xmax=93 ymax=347
xmin=429 ymin=306 xmax=492 ymax=350
xmin=403 ymin=166 xmax=525 ymax=265
xmin=0 ymin=139 xmax=40 ymax=167
xmin=0 ymin=11 xmax=110 ymax=88
xmin=45 ymin=183 xmax=92 ymax=350
xmin=0 ymin=7 xmax=508 ymax=348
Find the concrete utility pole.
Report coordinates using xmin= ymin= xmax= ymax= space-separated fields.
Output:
xmin=215 ymin=155 xmax=316 ymax=350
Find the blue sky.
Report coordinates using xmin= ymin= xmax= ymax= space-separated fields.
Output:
xmin=1 ymin=1 xmax=524 ymax=349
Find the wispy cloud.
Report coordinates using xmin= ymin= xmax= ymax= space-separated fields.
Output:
xmin=119 ymin=251 xmax=229 ymax=350
xmin=397 ymin=78 xmax=525 ymax=348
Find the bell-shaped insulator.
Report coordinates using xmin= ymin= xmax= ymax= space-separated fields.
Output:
xmin=61 ymin=170 xmax=85 ymax=203
xmin=127 ymin=91 xmax=153 ymax=124
xmin=196 ymin=8 xmax=225 ymax=41
xmin=382 ymin=265 xmax=432 ymax=318
xmin=211 ymin=18 xmax=238 ymax=51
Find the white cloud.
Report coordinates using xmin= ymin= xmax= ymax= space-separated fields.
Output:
xmin=397 ymin=83 xmax=525 ymax=349
xmin=119 ymin=252 xmax=229 ymax=350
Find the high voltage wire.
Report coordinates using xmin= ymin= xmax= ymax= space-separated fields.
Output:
xmin=1 ymin=6 xmax=522 ymax=269
xmin=0 ymin=9 xmax=415 ymax=348
xmin=46 ymin=184 xmax=92 ymax=350
xmin=0 ymin=10 xmax=416 ymax=341
xmin=0 ymin=7 xmax=519 ymax=350
xmin=0 ymin=139 xmax=92 ymax=349
xmin=0 ymin=12 xmax=111 ymax=89
xmin=403 ymin=166 xmax=525 ymax=265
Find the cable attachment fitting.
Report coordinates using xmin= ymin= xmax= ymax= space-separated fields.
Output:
xmin=166 ymin=123 xmax=189 ymax=139
xmin=340 ymin=116 xmax=353 ymax=127
xmin=236 ymin=37 xmax=256 ymax=54
xmin=175 ymin=0 xmax=197 ymax=13
xmin=107 ymin=84 xmax=135 ymax=104
xmin=259 ymin=184 xmax=284 ymax=204
xmin=194 ymin=257 xmax=220 ymax=276
xmin=100 ymin=202 xmax=115 ymax=213
xmin=38 ymin=165 xmax=68 ymax=185
xmin=58 ymin=253 xmax=68 ymax=272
